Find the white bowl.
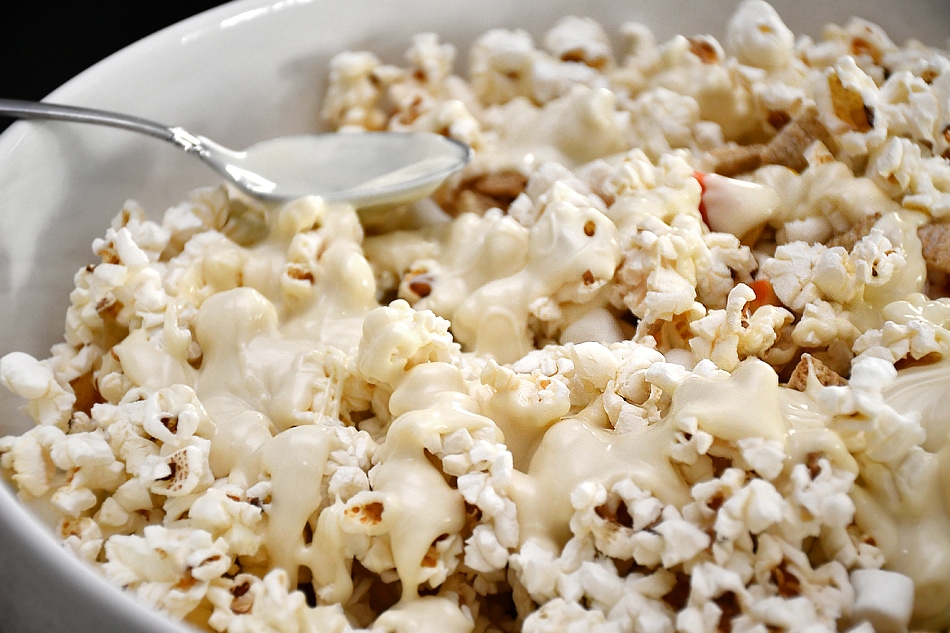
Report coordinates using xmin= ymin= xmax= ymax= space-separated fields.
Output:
xmin=1 ymin=1 xmax=948 ymax=631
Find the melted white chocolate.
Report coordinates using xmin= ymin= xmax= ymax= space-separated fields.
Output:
xmin=513 ymin=414 xmax=688 ymax=548
xmin=7 ymin=9 xmax=950 ymax=632
xmin=375 ymin=363 xmax=499 ymax=601
xmin=859 ymin=359 xmax=950 ymax=628
xmin=179 ymin=274 xmax=950 ymax=628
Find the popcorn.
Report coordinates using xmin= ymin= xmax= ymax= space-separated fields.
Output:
xmin=726 ymin=0 xmax=796 ymax=71
xmin=522 ymin=598 xmax=608 ymax=633
xmin=102 ymin=525 xmax=231 ymax=619
xmin=356 ymin=299 xmax=459 ymax=390
xmin=714 ymin=477 xmax=787 ymax=539
xmin=0 ymin=352 xmax=75 ymax=428
xmin=321 ymin=50 xmax=392 ymax=130
xmin=4 ymin=425 xmax=69 ymax=497
xmin=469 ymin=28 xmax=538 ymax=105
xmin=3 ymin=4 xmax=950 ymax=632
xmin=607 ymin=151 xmax=758 ymax=328
xmin=207 ymin=570 xmax=352 ymax=633
xmin=48 ymin=429 xmax=125 ymax=516
xmin=688 ymin=283 xmax=794 ymax=371
xmin=60 ymin=516 xmax=104 ymax=562
xmin=764 ymin=242 xmax=855 ymax=310
xmin=543 ymin=16 xmax=614 ymax=69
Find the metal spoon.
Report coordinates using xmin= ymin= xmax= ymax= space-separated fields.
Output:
xmin=0 ymin=98 xmax=471 ymax=208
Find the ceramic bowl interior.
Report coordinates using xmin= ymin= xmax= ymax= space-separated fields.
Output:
xmin=1 ymin=1 xmax=947 ymax=631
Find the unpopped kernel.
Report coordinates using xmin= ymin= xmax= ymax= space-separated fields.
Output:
xmin=3 ymin=2 xmax=950 ymax=632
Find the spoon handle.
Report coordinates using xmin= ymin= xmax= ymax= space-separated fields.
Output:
xmin=0 ymin=98 xmax=205 ymax=153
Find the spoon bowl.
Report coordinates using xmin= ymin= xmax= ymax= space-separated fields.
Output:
xmin=211 ymin=131 xmax=472 ymax=207
xmin=0 ymin=98 xmax=472 ymax=208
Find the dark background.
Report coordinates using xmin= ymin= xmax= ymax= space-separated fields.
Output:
xmin=0 ymin=1 xmax=231 ymax=134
